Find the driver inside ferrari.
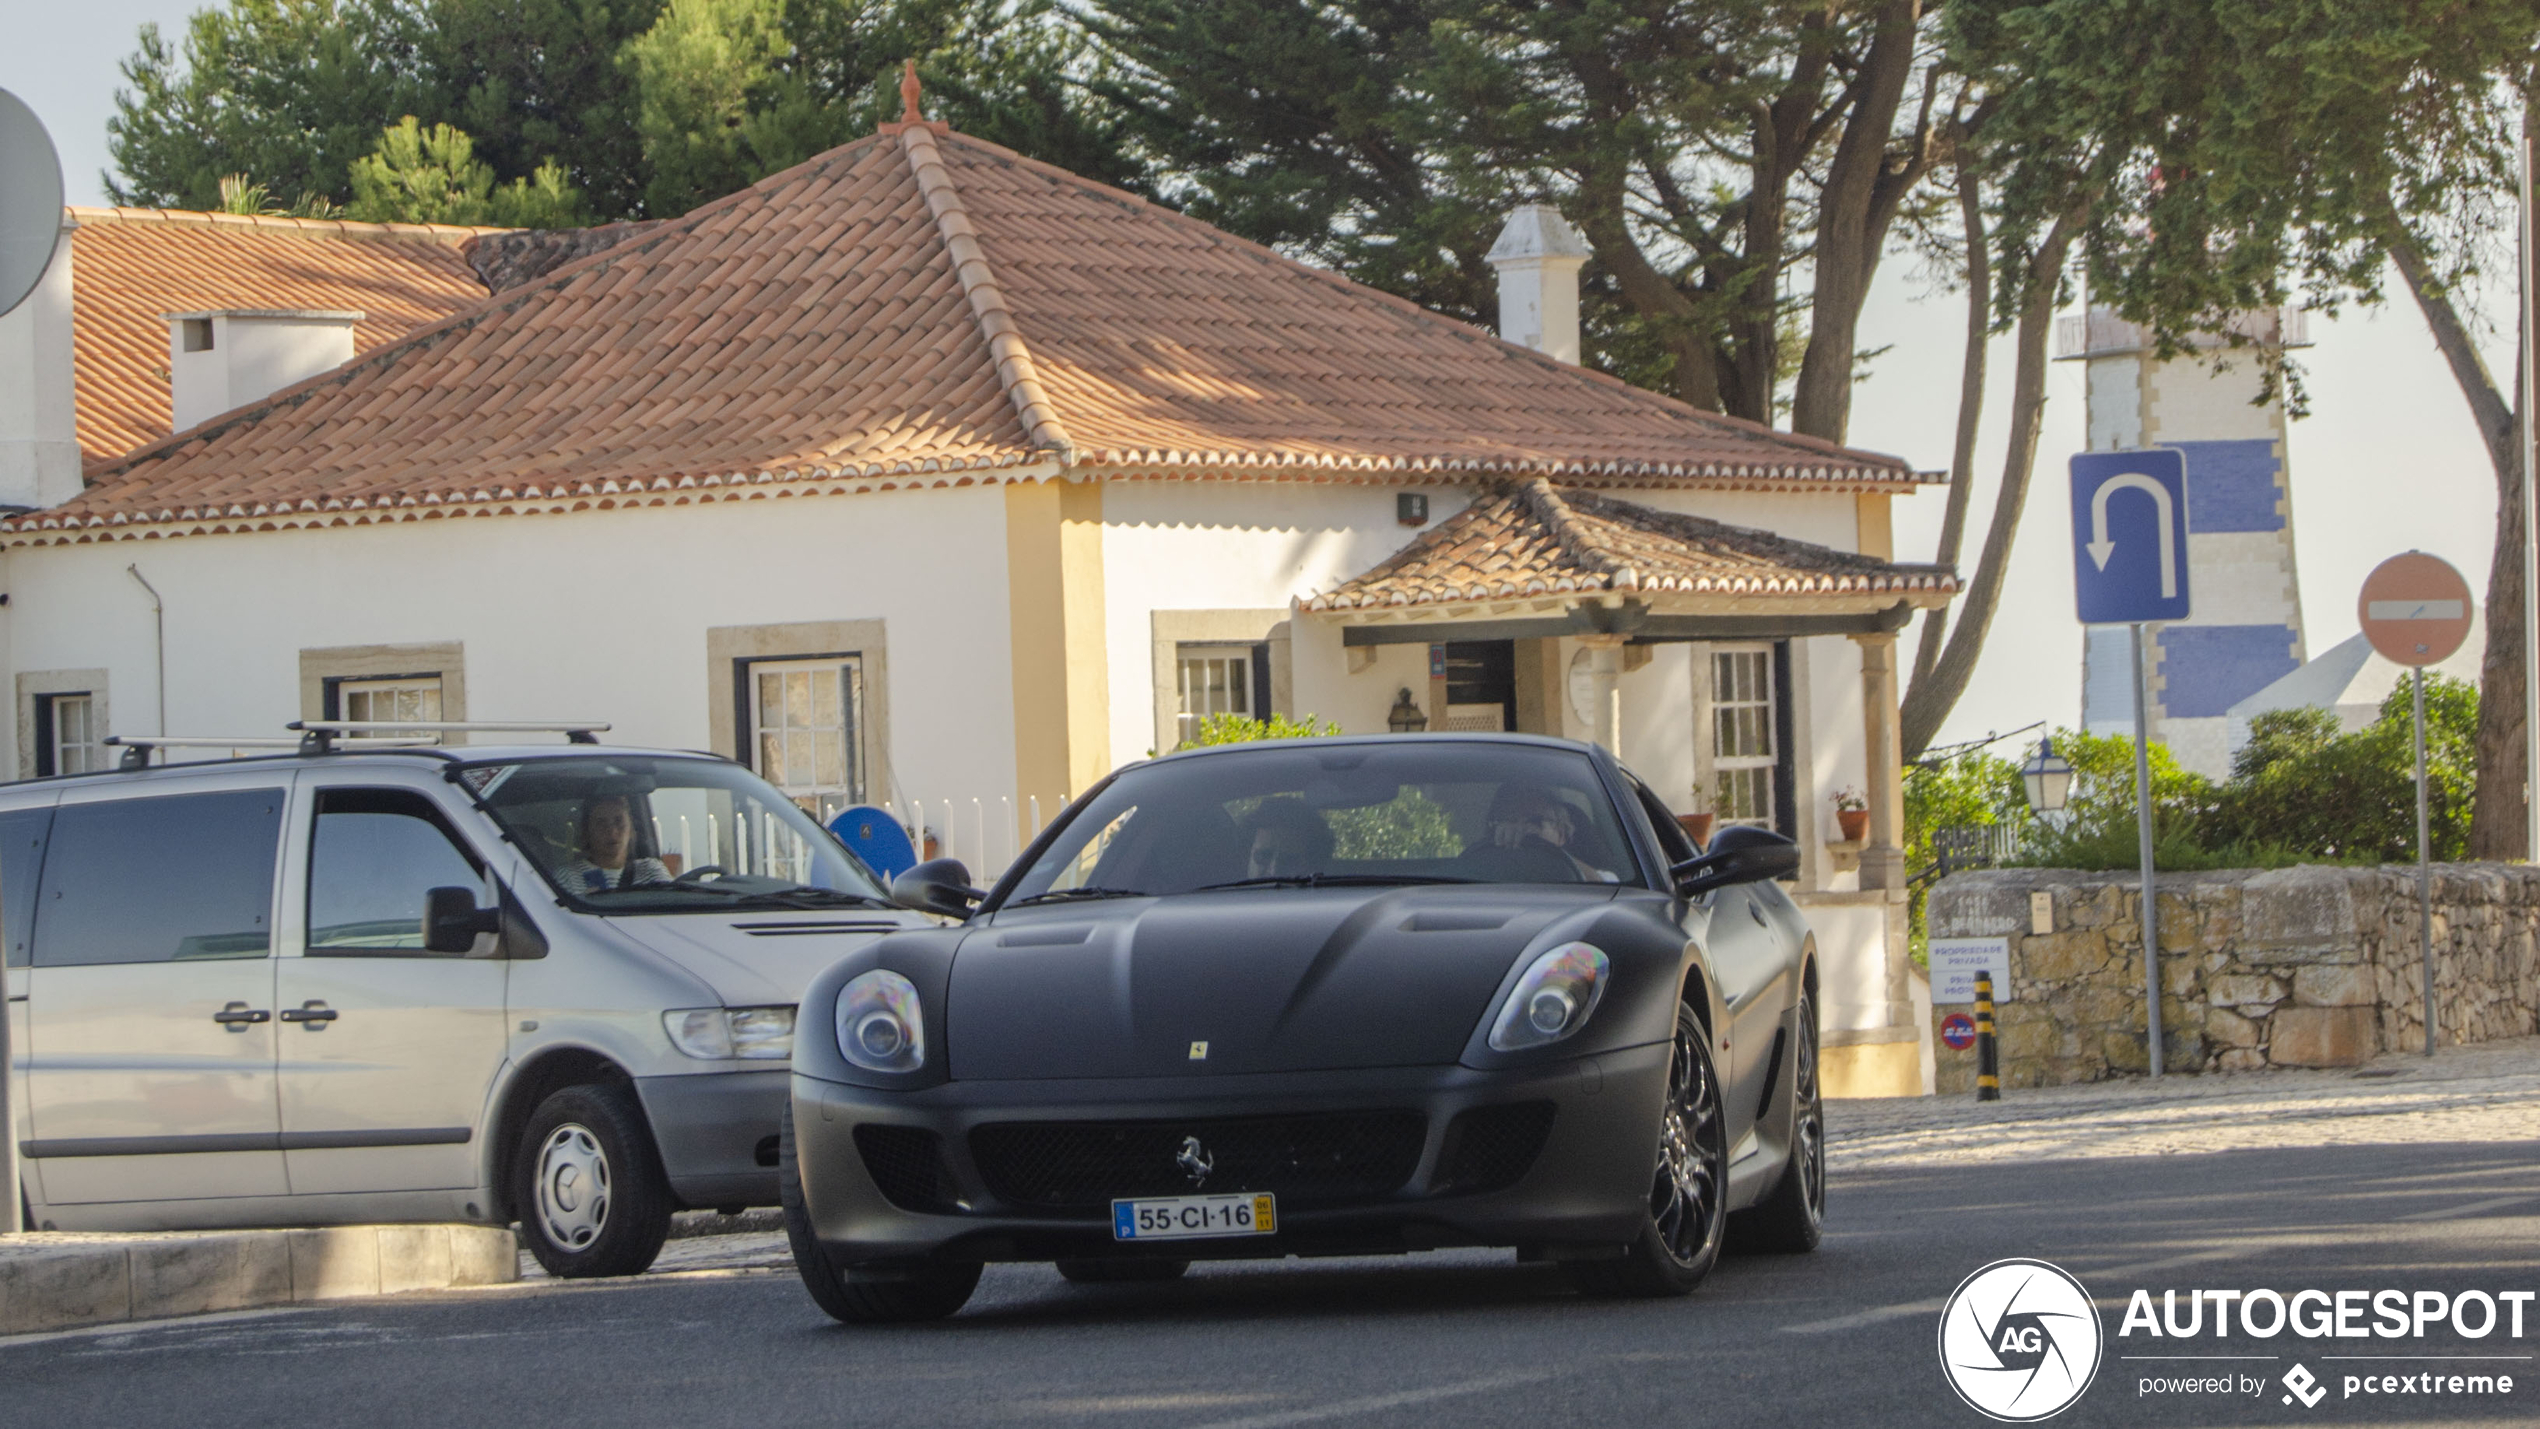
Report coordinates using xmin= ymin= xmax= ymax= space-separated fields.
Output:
xmin=556 ymin=792 xmax=673 ymax=893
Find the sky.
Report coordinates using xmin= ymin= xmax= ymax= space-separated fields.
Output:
xmin=5 ymin=10 xmax=2523 ymax=754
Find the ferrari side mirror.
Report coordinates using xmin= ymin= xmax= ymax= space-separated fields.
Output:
xmin=892 ymin=858 xmax=984 ymax=920
xmin=1670 ymin=825 xmax=1799 ymax=896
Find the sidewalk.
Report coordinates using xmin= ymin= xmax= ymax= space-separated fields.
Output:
xmin=0 ymin=1223 xmax=516 ymax=1335
xmin=1830 ymin=1034 xmax=2540 ymax=1171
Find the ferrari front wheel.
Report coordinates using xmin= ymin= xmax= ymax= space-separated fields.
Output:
xmin=1574 ymin=1003 xmax=1728 ymax=1298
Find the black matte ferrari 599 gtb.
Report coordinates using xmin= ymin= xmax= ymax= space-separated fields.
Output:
xmin=779 ymin=733 xmax=1824 ymax=1322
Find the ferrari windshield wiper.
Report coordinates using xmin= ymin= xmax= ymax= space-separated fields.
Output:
xmin=1005 ymin=886 xmax=1152 ymax=907
xmin=1194 ymin=873 xmax=1479 ymax=891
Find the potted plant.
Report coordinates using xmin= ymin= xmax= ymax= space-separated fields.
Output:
xmin=1676 ymin=792 xmax=1715 ymax=847
xmin=1832 ymin=787 xmax=1869 ymax=842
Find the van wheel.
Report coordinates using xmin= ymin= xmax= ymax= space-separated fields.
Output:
xmin=514 ymin=1083 xmax=672 ymax=1278
xmin=779 ymin=1104 xmax=980 ymax=1323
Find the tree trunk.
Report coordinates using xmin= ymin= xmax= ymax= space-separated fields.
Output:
xmin=1911 ymin=157 xmax=1991 ymax=691
xmin=1900 ymin=210 xmax=2078 ymax=759
xmin=2384 ymin=212 xmax=2527 ymax=859
xmin=1788 ymin=0 xmax=1922 ymax=442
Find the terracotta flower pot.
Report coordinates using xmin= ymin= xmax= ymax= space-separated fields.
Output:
xmin=1836 ymin=808 xmax=1869 ymax=842
xmin=1678 ymin=812 xmax=1716 ymax=846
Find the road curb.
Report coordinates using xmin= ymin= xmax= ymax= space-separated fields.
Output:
xmin=0 ymin=1225 xmax=517 ymax=1334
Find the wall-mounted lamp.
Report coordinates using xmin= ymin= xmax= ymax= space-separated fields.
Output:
xmin=1396 ymin=493 xmax=1429 ymax=527
xmin=2021 ymin=737 xmax=2073 ymax=814
xmin=1387 ymin=688 xmax=1428 ymax=732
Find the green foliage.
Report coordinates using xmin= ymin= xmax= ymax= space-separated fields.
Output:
xmin=1902 ymin=746 xmax=2026 ymax=964
xmin=1327 ymin=789 xmax=1462 ymax=861
xmin=1172 ymin=712 xmax=1341 ymax=750
xmin=2205 ymin=676 xmax=2478 ymax=862
xmin=346 ymin=117 xmax=587 ymax=226
xmin=108 ymin=0 xmax=417 ymax=212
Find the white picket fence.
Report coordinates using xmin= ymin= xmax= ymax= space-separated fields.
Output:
xmin=877 ymin=794 xmax=1050 ymax=882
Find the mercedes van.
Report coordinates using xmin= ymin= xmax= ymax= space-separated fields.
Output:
xmin=3 ymin=727 xmax=928 ymax=1277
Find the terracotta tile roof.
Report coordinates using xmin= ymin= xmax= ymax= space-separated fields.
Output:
xmin=1304 ymin=479 xmax=1959 ymax=612
xmin=66 ymin=207 xmax=500 ymax=466
xmin=22 ymin=126 xmax=1924 ymax=544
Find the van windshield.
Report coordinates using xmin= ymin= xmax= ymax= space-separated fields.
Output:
xmin=459 ymin=756 xmax=893 ymax=913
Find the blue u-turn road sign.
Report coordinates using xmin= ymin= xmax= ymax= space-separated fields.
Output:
xmin=2070 ymin=448 xmax=2192 ymax=624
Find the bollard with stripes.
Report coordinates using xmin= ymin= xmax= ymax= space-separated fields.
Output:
xmin=1974 ymin=971 xmax=2001 ymax=1102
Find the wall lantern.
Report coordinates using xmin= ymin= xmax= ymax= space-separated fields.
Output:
xmin=2020 ymin=737 xmax=2073 ymax=814
xmin=1387 ymin=688 xmax=1428 ymax=732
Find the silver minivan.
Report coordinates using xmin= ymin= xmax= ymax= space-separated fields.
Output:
xmin=3 ymin=732 xmax=929 ymax=1276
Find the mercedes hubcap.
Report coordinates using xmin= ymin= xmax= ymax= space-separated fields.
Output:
xmin=1651 ymin=1018 xmax=1726 ymax=1266
xmin=535 ymin=1124 xmax=612 ymax=1252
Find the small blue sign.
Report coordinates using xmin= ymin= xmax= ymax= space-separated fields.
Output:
xmin=2070 ymin=449 xmax=2192 ymax=624
xmin=828 ymin=804 xmax=919 ymax=880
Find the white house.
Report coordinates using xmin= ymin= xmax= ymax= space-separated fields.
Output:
xmin=0 ymin=98 xmax=1954 ymax=1095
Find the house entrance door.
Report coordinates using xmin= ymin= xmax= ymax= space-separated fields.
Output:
xmin=1440 ymin=641 xmax=1515 ymax=732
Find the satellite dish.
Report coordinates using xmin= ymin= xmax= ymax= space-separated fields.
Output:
xmin=0 ymin=88 xmax=66 ymax=319
xmin=828 ymin=804 xmax=919 ymax=880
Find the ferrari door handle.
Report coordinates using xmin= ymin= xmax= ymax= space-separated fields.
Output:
xmin=212 ymin=1001 xmax=271 ymax=1029
xmin=279 ymin=1001 xmax=338 ymax=1027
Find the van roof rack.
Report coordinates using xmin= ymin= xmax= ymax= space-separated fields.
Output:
xmin=286 ymin=720 xmax=612 ymax=753
xmin=103 ymin=733 xmax=439 ymax=770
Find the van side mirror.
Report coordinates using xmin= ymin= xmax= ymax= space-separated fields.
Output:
xmin=891 ymin=858 xmax=982 ymax=920
xmin=1670 ymin=825 xmax=1800 ymax=897
xmin=423 ymin=886 xmax=502 ymax=953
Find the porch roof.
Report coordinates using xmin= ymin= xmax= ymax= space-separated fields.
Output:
xmin=17 ymin=111 xmax=1922 ymax=546
xmin=1303 ymin=479 xmax=1957 ymax=641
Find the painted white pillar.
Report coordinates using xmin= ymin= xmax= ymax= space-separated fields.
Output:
xmin=1578 ymin=633 xmax=1626 ymax=754
xmin=1485 ymin=204 xmax=1590 ymax=365
xmin=0 ymin=214 xmax=81 ymax=511
xmin=1854 ymin=631 xmax=1906 ymax=890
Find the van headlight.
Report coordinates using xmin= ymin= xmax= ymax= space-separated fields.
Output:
xmin=836 ymin=970 xmax=926 ymax=1073
xmin=1486 ymin=943 xmax=1609 ymax=1051
xmin=663 ymin=1006 xmax=796 ymax=1060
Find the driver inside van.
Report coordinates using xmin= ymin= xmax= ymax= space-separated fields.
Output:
xmin=558 ymin=793 xmax=672 ymax=893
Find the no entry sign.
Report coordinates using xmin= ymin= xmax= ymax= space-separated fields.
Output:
xmin=1941 ymin=1013 xmax=1977 ymax=1051
xmin=2358 ymin=552 xmax=2473 ymax=667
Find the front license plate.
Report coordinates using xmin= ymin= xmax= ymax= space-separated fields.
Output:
xmin=1112 ymin=1192 xmax=1277 ymax=1241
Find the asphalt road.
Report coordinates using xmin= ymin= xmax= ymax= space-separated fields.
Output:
xmin=6 ymin=1137 xmax=2537 ymax=1429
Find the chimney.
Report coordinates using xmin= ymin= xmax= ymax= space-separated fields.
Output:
xmin=1485 ymin=204 xmax=1590 ymax=364
xmin=167 ymin=309 xmax=361 ymax=433
xmin=0 ymin=213 xmax=81 ymax=509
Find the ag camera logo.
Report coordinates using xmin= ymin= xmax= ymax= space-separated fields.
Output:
xmin=1939 ymin=1259 xmax=2105 ymax=1421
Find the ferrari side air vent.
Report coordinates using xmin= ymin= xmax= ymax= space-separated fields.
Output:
xmin=1432 ymin=1102 xmax=1556 ymax=1195
xmin=853 ymin=1125 xmax=960 ymax=1213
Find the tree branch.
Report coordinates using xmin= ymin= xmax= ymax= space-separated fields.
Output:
xmin=1911 ymin=151 xmax=1990 ymax=691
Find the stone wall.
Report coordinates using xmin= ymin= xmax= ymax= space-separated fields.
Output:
xmin=1925 ymin=864 xmax=2540 ymax=1092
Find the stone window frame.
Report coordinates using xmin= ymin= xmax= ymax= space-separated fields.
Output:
xmin=706 ymin=620 xmax=891 ymax=809
xmin=1150 ymin=610 xmax=1292 ymax=755
xmin=300 ymin=643 xmax=468 ymax=740
xmin=16 ymin=669 xmax=108 ymax=780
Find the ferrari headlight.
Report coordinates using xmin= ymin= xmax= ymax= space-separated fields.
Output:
xmin=1487 ymin=942 xmax=1609 ymax=1051
xmin=837 ymin=969 xmax=926 ymax=1073
xmin=663 ymin=1006 xmax=796 ymax=1060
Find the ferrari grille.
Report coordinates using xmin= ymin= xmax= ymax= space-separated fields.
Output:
xmin=1432 ymin=1102 xmax=1556 ymax=1195
xmin=853 ymin=1125 xmax=959 ymax=1213
xmin=970 ymin=1110 xmax=1427 ymax=1211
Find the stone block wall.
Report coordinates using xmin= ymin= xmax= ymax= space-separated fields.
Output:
xmin=1925 ymin=864 xmax=2540 ymax=1092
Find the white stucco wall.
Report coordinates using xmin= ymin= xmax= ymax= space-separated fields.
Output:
xmin=1099 ymin=481 xmax=1473 ymax=763
xmin=1616 ymin=487 xmax=1861 ymax=551
xmin=0 ymin=487 xmax=1019 ymax=840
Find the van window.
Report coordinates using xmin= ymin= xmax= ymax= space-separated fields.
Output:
xmin=0 ymin=806 xmax=54 ymax=968
xmin=34 ymin=789 xmax=283 ymax=965
xmin=308 ymin=788 xmax=486 ymax=955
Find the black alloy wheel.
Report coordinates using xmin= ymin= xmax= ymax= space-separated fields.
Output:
xmin=1574 ymin=1002 xmax=1728 ymax=1297
xmin=778 ymin=1103 xmax=981 ymax=1324
xmin=1731 ymin=987 xmax=1825 ymax=1253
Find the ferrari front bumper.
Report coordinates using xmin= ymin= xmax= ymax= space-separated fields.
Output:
xmin=789 ymin=1041 xmax=1672 ymax=1266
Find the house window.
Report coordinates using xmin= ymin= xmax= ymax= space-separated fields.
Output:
xmin=747 ymin=656 xmax=864 ymax=820
xmin=326 ymin=674 xmax=444 ymax=738
xmin=1711 ymin=647 xmax=1777 ymax=828
xmin=34 ymin=693 xmax=100 ymax=777
xmin=1176 ymin=643 xmax=1267 ymax=744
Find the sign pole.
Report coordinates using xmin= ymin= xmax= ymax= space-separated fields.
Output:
xmin=2522 ymin=116 xmax=2538 ymax=865
xmin=2416 ymin=667 xmax=2436 ymax=1056
xmin=2131 ymin=620 xmax=2163 ymax=1078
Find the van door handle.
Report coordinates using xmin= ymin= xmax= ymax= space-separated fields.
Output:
xmin=212 ymin=1001 xmax=271 ymax=1029
xmin=279 ymin=1002 xmax=338 ymax=1027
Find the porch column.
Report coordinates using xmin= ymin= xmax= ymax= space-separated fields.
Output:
xmin=1577 ymin=634 xmax=1626 ymax=753
xmin=1853 ymin=631 xmax=1906 ymax=889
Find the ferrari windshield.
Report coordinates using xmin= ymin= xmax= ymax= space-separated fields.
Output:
xmin=459 ymin=756 xmax=892 ymax=912
xmin=1000 ymin=741 xmax=1641 ymax=907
